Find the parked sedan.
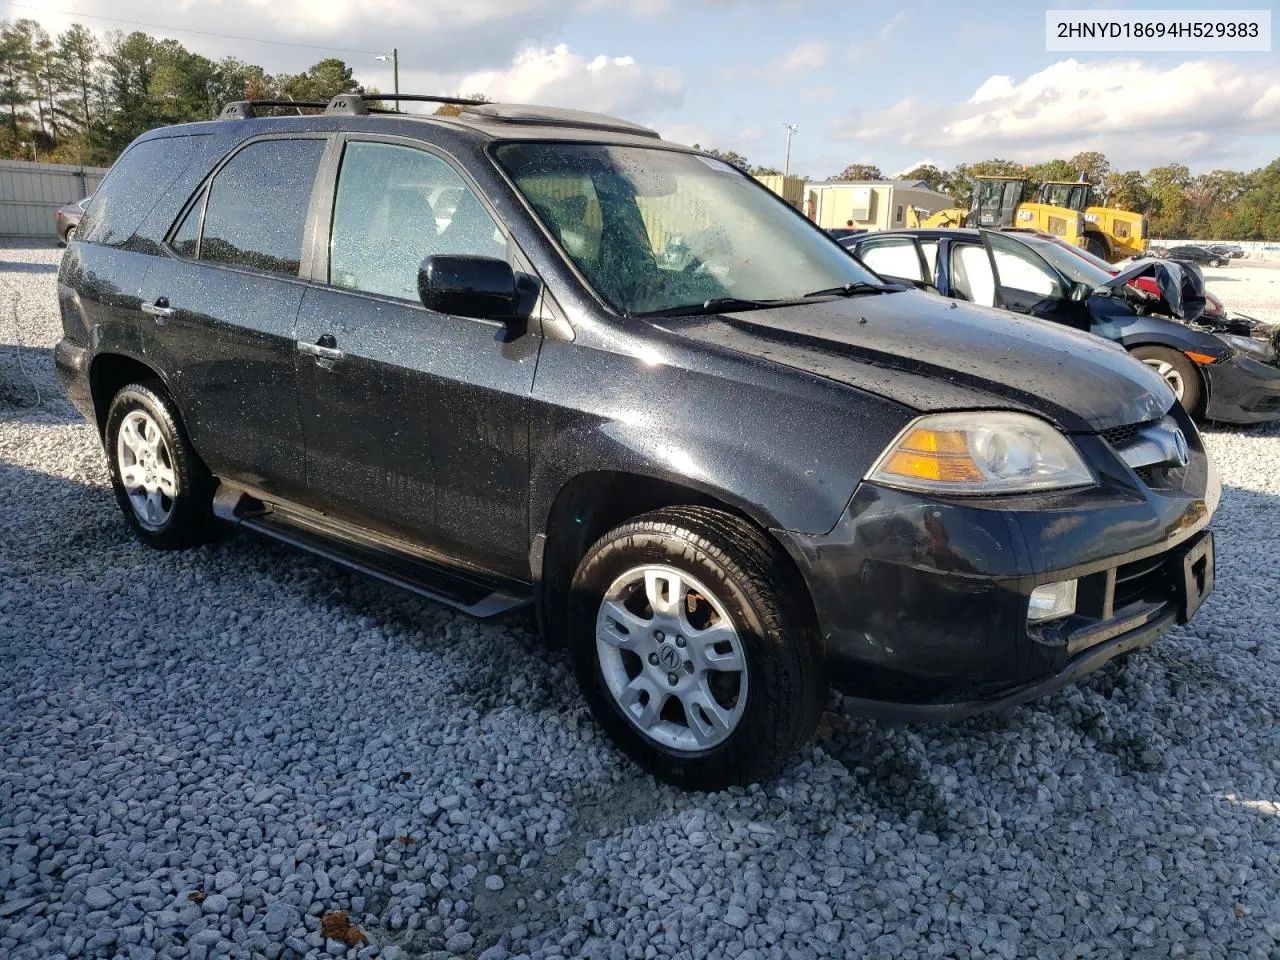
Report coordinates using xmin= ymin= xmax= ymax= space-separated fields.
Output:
xmin=843 ymin=228 xmax=1280 ymax=424
xmin=1209 ymin=244 xmax=1245 ymax=259
xmin=55 ymin=196 xmax=90 ymax=244
xmin=1166 ymin=245 xmax=1229 ymax=268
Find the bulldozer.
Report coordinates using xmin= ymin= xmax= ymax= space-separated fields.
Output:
xmin=1032 ymin=179 xmax=1149 ymax=262
xmin=909 ymin=175 xmax=1086 ymax=250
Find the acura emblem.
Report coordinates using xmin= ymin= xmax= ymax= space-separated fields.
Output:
xmin=1171 ymin=429 xmax=1189 ymax=467
xmin=657 ymin=644 xmax=681 ymax=670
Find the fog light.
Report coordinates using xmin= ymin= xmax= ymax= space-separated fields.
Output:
xmin=1027 ymin=580 xmax=1077 ymax=622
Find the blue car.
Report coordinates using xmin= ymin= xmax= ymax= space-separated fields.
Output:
xmin=843 ymin=228 xmax=1280 ymax=425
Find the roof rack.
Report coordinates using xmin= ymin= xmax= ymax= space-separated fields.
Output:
xmin=458 ymin=103 xmax=661 ymax=138
xmin=218 ymin=100 xmax=328 ymax=120
xmin=324 ymin=93 xmax=487 ymax=115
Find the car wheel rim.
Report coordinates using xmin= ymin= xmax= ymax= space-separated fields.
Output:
xmin=1142 ymin=359 xmax=1185 ymax=401
xmin=595 ymin=564 xmax=748 ymax=753
xmin=116 ymin=409 xmax=177 ymax=530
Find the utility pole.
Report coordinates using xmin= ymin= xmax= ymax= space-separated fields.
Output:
xmin=376 ymin=49 xmax=401 ymax=112
xmin=783 ymin=123 xmax=798 ymax=178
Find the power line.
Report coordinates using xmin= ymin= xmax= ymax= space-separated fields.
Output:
xmin=0 ymin=2 xmax=382 ymax=56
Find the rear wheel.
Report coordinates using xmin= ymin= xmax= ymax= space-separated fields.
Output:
xmin=1130 ymin=346 xmax=1202 ymax=417
xmin=567 ymin=506 xmax=825 ymax=790
xmin=63 ymin=225 xmax=76 ymax=245
xmin=105 ymin=382 xmax=215 ymax=549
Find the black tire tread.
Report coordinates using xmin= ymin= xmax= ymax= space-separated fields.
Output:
xmin=104 ymin=381 xmax=215 ymax=550
xmin=569 ymin=505 xmax=825 ymax=789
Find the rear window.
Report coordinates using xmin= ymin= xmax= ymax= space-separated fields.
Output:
xmin=79 ymin=134 xmax=209 ymax=246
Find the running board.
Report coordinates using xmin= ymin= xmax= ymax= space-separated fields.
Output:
xmin=213 ymin=483 xmax=531 ymax=619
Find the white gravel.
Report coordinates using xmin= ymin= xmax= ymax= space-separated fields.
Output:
xmin=2 ymin=241 xmax=1279 ymax=960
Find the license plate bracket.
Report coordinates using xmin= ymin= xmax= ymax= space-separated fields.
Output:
xmin=1179 ymin=530 xmax=1214 ymax=624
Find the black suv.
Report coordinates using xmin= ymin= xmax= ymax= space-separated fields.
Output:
xmin=56 ymin=95 xmax=1218 ymax=789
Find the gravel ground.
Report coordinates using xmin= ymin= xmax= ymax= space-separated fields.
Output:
xmin=2 ymin=241 xmax=1279 ymax=960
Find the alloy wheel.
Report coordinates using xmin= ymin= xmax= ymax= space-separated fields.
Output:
xmin=595 ymin=564 xmax=748 ymax=753
xmin=116 ymin=409 xmax=178 ymax=530
xmin=1141 ymin=358 xmax=1185 ymax=401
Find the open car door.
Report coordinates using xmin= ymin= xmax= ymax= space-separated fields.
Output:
xmin=980 ymin=230 xmax=1092 ymax=331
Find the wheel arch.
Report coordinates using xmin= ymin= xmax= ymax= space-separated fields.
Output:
xmin=533 ymin=470 xmax=816 ymax=650
xmin=1124 ymin=341 xmax=1209 ymax=414
xmin=88 ymin=351 xmax=174 ymax=437
xmin=1083 ymin=229 xmax=1111 ymax=260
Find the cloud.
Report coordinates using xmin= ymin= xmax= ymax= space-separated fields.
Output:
xmin=829 ymin=58 xmax=1280 ymax=169
xmin=765 ymin=40 xmax=829 ymax=79
xmin=457 ymin=44 xmax=684 ymax=119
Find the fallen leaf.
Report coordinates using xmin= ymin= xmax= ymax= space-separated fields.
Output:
xmin=320 ymin=910 xmax=369 ymax=947
xmin=396 ymin=835 xmax=416 ymax=845
xmin=187 ymin=890 xmax=206 ymax=904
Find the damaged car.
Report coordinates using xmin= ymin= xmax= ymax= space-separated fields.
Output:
xmin=844 ymin=228 xmax=1280 ymax=424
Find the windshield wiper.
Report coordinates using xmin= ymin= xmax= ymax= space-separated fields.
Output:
xmin=640 ymin=296 xmax=789 ymax=318
xmin=802 ymin=281 xmax=889 ymax=298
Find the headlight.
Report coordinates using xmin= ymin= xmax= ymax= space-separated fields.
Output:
xmin=1222 ymin=334 xmax=1277 ymax=363
xmin=868 ymin=411 xmax=1095 ymax=495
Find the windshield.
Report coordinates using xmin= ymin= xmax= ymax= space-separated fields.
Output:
xmin=495 ymin=142 xmax=882 ymax=315
xmin=1021 ymin=236 xmax=1115 ymax=286
xmin=1039 ymin=183 xmax=1090 ymax=211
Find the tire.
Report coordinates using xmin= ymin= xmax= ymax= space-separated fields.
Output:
xmin=1129 ymin=346 xmax=1202 ymax=417
xmin=63 ymin=225 xmax=76 ymax=245
xmin=1084 ymin=236 xmax=1109 ymax=261
xmin=567 ymin=505 xmax=825 ymax=790
xmin=104 ymin=382 xmax=215 ymax=549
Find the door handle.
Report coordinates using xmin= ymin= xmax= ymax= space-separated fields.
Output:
xmin=297 ymin=337 xmax=344 ymax=362
xmin=141 ymin=299 xmax=175 ymax=324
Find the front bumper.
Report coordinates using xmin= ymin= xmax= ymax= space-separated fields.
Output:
xmin=1202 ymin=352 xmax=1280 ymax=424
xmin=776 ymin=416 xmax=1219 ymax=718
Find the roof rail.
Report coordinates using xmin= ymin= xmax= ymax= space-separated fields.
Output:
xmin=324 ymin=92 xmax=487 ymax=115
xmin=218 ymin=100 xmax=328 ymax=120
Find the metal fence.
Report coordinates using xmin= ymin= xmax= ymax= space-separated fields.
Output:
xmin=0 ymin=160 xmax=109 ymax=238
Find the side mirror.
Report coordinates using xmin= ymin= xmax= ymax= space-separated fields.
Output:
xmin=418 ymin=255 xmax=518 ymax=322
xmin=1069 ymin=281 xmax=1093 ymax=302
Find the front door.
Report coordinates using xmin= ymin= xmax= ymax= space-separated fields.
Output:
xmin=139 ymin=136 xmax=329 ymax=501
xmin=294 ymin=138 xmax=539 ymax=575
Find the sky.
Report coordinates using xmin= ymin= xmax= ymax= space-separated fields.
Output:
xmin=10 ymin=0 xmax=1280 ymax=179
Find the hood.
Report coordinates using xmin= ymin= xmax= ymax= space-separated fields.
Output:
xmin=1107 ymin=259 xmax=1206 ymax=320
xmin=665 ymin=289 xmax=1172 ymax=432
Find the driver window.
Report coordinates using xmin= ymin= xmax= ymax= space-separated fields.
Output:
xmin=329 ymin=141 xmax=506 ymax=301
xmin=950 ymin=243 xmax=996 ymax=306
xmin=991 ymin=246 xmax=1062 ymax=298
xmin=857 ymin=239 xmax=923 ymax=282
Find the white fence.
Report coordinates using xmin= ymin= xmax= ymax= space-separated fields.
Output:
xmin=0 ymin=160 xmax=109 ymax=238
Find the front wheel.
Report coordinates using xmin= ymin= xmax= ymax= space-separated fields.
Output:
xmin=1130 ymin=346 xmax=1202 ymax=417
xmin=567 ymin=506 xmax=825 ymax=790
xmin=1084 ymin=236 xmax=1109 ymax=261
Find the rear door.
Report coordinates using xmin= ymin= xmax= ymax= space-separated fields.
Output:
xmin=851 ymin=236 xmax=929 ymax=286
xmin=294 ymin=136 xmax=539 ymax=575
xmin=140 ymin=135 xmax=329 ymax=502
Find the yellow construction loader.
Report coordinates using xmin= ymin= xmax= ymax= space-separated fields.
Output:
xmin=1033 ymin=179 xmax=1149 ymax=262
xmin=910 ymin=176 xmax=1087 ymax=248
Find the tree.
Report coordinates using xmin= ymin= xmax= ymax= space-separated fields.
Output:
xmin=1100 ymin=170 xmax=1150 ymax=212
xmin=899 ymin=163 xmax=947 ymax=191
xmin=279 ymin=57 xmax=358 ymax=102
xmin=690 ymin=143 xmax=754 ymax=173
xmin=434 ymin=92 xmax=489 ymax=117
xmin=1146 ymin=163 xmax=1192 ymax=237
xmin=55 ymin=24 xmax=99 ymax=133
xmin=1068 ymin=150 xmax=1111 ymax=184
xmin=832 ymin=162 xmax=882 ymax=182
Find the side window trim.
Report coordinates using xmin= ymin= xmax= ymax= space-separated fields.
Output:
xmin=306 ymin=132 xmax=515 ymax=293
xmin=161 ymin=132 xmax=333 ymax=283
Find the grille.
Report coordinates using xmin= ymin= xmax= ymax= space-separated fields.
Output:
xmin=1099 ymin=422 xmax=1142 ymax=447
xmin=1112 ymin=552 xmax=1177 ymax=612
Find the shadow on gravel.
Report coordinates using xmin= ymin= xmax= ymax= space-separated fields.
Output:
xmin=0 ymin=259 xmax=57 ymax=274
